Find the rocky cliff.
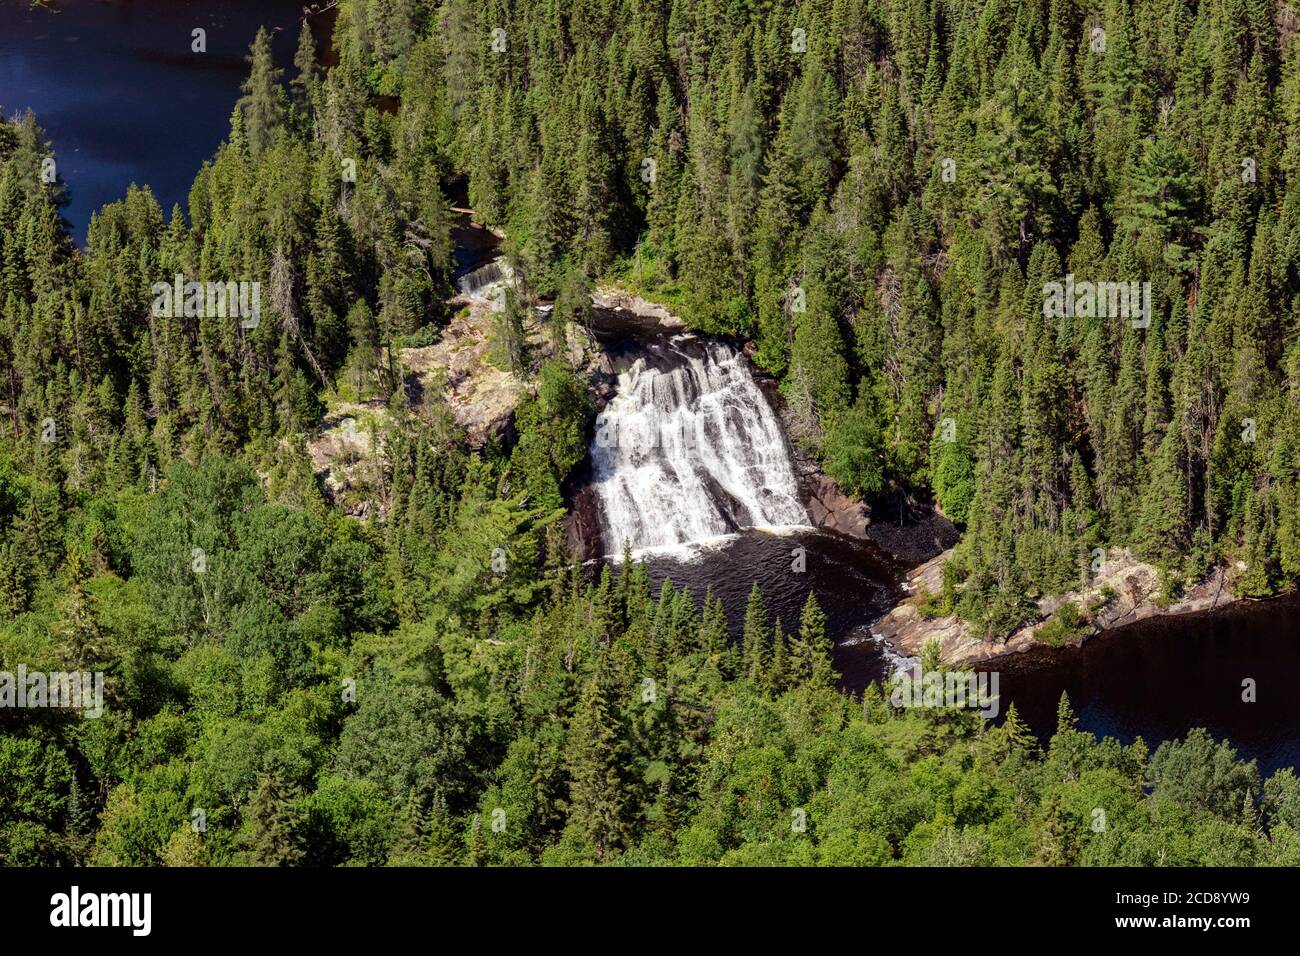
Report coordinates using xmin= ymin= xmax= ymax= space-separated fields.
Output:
xmin=308 ymin=288 xmax=610 ymax=517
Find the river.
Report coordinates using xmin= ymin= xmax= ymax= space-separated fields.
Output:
xmin=987 ymin=595 xmax=1300 ymax=776
xmin=574 ymin=302 xmax=1300 ymax=774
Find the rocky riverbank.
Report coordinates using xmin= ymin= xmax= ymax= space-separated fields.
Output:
xmin=873 ymin=545 xmax=1244 ymax=666
xmin=308 ymin=284 xmax=611 ymax=517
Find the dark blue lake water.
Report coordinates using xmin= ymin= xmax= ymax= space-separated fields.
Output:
xmin=0 ymin=0 xmax=305 ymax=243
xmin=987 ymin=595 xmax=1300 ymax=777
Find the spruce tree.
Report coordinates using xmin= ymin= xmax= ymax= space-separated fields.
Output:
xmin=741 ymin=582 xmax=768 ymax=683
xmin=242 ymin=775 xmax=304 ymax=867
xmin=239 ymin=28 xmax=287 ymax=158
xmin=565 ymin=677 xmax=632 ymax=861
xmin=792 ymin=592 xmax=835 ymax=689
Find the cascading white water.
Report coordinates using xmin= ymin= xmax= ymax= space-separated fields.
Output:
xmin=456 ymin=258 xmax=514 ymax=299
xmin=590 ymin=335 xmax=809 ymax=555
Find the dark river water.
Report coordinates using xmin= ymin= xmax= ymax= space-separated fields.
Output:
xmin=4 ymin=0 xmax=1297 ymax=779
xmin=0 ymin=0 xmax=306 ymax=243
xmin=634 ymin=528 xmax=903 ymax=690
xmin=638 ymin=532 xmax=1300 ymax=776
xmin=987 ymin=595 xmax=1300 ymax=777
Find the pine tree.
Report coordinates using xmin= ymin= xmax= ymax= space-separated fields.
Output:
xmin=1055 ymin=692 xmax=1078 ymax=734
xmin=741 ymin=582 xmax=768 ymax=683
xmin=54 ymin=549 xmax=105 ymax=671
xmin=765 ymin=617 xmax=790 ymax=696
xmin=239 ymin=28 xmax=287 ymax=158
xmin=565 ymin=677 xmax=632 ymax=860
xmin=997 ymin=703 xmax=1040 ymax=757
xmin=1035 ymin=794 xmax=1076 ymax=866
xmin=291 ymin=19 xmax=319 ymax=113
xmin=699 ymin=586 xmax=729 ymax=660
xmin=791 ymin=592 xmax=835 ymax=688
xmin=345 ymin=299 xmax=379 ymax=397
xmin=242 ymin=775 xmax=304 ymax=866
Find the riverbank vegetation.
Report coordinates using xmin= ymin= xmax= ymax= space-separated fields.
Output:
xmin=1 ymin=0 xmax=1297 ymax=866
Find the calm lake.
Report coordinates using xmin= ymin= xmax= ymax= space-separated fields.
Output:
xmin=4 ymin=0 xmax=1297 ymax=778
xmin=988 ymin=595 xmax=1300 ymax=777
xmin=0 ymin=0 xmax=305 ymax=243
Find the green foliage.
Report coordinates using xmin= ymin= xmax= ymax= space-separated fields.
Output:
xmin=509 ymin=361 xmax=592 ymax=511
xmin=822 ymin=392 xmax=886 ymax=499
xmin=1036 ymin=602 xmax=1090 ymax=648
xmin=0 ymin=0 xmax=1296 ymax=871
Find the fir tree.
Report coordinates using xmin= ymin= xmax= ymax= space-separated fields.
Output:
xmin=565 ymin=677 xmax=632 ymax=860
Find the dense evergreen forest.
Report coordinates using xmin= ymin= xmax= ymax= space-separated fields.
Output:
xmin=2 ymin=0 xmax=1299 ymax=865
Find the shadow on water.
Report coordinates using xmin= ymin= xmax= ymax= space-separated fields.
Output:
xmin=984 ymin=593 xmax=1300 ymax=776
xmin=448 ymin=178 xmax=502 ymax=280
xmin=622 ymin=528 xmax=904 ymax=691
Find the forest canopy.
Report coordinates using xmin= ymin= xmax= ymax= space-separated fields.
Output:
xmin=0 ymin=0 xmax=1297 ymax=866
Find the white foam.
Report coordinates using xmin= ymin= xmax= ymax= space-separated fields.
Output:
xmin=590 ymin=339 xmax=809 ymax=556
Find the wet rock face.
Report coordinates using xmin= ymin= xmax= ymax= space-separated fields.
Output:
xmin=745 ymin=359 xmax=868 ymax=541
xmin=801 ymin=470 xmax=869 ymax=538
xmin=564 ymin=477 xmax=604 ymax=562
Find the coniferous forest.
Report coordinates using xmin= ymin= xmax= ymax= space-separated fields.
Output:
xmin=2 ymin=0 xmax=1300 ymax=867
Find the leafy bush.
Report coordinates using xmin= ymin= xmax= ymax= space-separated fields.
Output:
xmin=1036 ymin=603 xmax=1090 ymax=647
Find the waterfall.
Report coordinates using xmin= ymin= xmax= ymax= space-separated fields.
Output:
xmin=456 ymin=258 xmax=514 ymax=299
xmin=590 ymin=335 xmax=808 ymax=556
